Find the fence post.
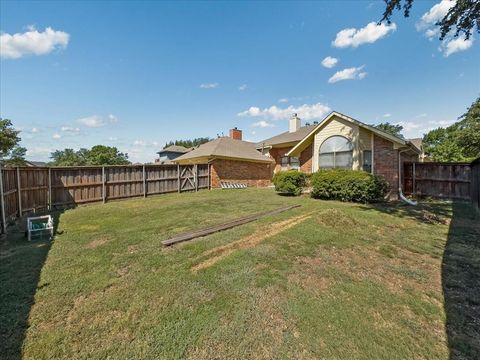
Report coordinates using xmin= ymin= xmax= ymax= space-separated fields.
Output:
xmin=143 ymin=165 xmax=146 ymax=198
xmin=177 ymin=164 xmax=181 ymax=193
xmin=102 ymin=166 xmax=106 ymax=203
xmin=208 ymin=163 xmax=211 ymax=190
xmin=16 ymin=167 xmax=22 ymax=217
xmin=48 ymin=168 xmax=52 ymax=210
xmin=412 ymin=162 xmax=416 ymax=196
xmin=0 ymin=165 xmax=6 ymax=234
xmin=195 ymin=164 xmax=198 ymax=192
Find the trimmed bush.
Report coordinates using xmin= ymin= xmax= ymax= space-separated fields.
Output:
xmin=272 ymin=170 xmax=307 ymax=196
xmin=310 ymin=169 xmax=389 ymax=203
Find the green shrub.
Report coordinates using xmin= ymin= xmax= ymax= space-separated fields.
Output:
xmin=310 ymin=169 xmax=389 ymax=203
xmin=272 ymin=170 xmax=307 ymax=196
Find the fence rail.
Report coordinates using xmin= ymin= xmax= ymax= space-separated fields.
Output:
xmin=0 ymin=163 xmax=210 ymax=233
xmin=403 ymin=161 xmax=474 ymax=201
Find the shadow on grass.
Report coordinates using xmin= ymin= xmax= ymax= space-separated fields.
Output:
xmin=359 ymin=200 xmax=480 ymax=358
xmin=0 ymin=210 xmax=63 ymax=360
xmin=442 ymin=203 xmax=480 ymax=359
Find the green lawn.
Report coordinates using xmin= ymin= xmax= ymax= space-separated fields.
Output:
xmin=1 ymin=189 xmax=479 ymax=359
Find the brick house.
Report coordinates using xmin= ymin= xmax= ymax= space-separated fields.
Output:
xmin=174 ymin=111 xmax=421 ymax=197
xmin=174 ymin=128 xmax=274 ymax=188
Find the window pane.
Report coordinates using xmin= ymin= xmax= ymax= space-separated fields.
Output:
xmin=363 ymin=150 xmax=372 ymax=173
xmin=280 ymin=156 xmax=289 ymax=168
xmin=335 ymin=151 xmax=353 ymax=169
xmin=319 ymin=153 xmax=334 ymax=168
xmin=320 ymin=136 xmax=353 ymax=153
xmin=290 ymin=157 xmax=300 ymax=169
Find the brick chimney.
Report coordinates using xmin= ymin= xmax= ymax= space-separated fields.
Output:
xmin=289 ymin=113 xmax=301 ymax=133
xmin=229 ymin=127 xmax=242 ymax=140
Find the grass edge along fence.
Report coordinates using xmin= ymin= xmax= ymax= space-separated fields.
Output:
xmin=0 ymin=163 xmax=210 ymax=234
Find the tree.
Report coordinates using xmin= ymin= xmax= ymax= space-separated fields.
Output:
xmin=0 ymin=118 xmax=21 ymax=159
xmin=423 ymin=97 xmax=480 ymax=161
xmin=85 ymin=145 xmax=130 ymax=165
xmin=0 ymin=118 xmax=27 ymax=165
xmin=381 ymin=0 xmax=480 ymax=40
xmin=50 ymin=146 xmax=130 ymax=166
xmin=375 ymin=122 xmax=405 ymax=138
xmin=164 ymin=137 xmax=211 ymax=149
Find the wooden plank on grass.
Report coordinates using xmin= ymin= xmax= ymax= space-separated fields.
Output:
xmin=161 ymin=205 xmax=301 ymax=246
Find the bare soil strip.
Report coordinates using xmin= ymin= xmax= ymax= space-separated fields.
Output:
xmin=191 ymin=213 xmax=311 ymax=272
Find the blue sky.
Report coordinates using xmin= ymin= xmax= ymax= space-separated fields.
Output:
xmin=1 ymin=0 xmax=479 ymax=163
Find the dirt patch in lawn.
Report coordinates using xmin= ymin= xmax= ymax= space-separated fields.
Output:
xmin=192 ymin=214 xmax=312 ymax=272
xmin=315 ymin=208 xmax=358 ymax=228
xmin=86 ymin=237 xmax=109 ymax=249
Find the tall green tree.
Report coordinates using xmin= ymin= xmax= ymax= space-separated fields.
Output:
xmin=0 ymin=118 xmax=27 ymax=165
xmin=375 ymin=122 xmax=405 ymax=138
xmin=381 ymin=0 xmax=480 ymax=40
xmin=50 ymin=146 xmax=130 ymax=166
xmin=423 ymin=97 xmax=480 ymax=162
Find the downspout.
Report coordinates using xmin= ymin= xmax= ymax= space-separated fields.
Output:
xmin=398 ymin=148 xmax=417 ymax=206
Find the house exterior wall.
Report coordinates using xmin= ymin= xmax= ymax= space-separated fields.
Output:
xmin=268 ymin=145 xmax=313 ymax=174
xmin=157 ymin=151 xmax=183 ymax=163
xmin=313 ymin=115 xmax=360 ymax=171
xmin=210 ymin=159 xmax=274 ymax=188
xmin=373 ymin=135 xmax=400 ymax=198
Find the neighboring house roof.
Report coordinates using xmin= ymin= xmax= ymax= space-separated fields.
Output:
xmin=287 ymin=111 xmax=421 ymax=157
xmin=174 ymin=137 xmax=273 ymax=163
xmin=408 ymin=138 xmax=423 ymax=153
xmin=158 ymin=145 xmax=192 ymax=154
xmin=256 ymin=124 xmax=317 ymax=148
xmin=25 ymin=161 xmax=48 ymax=167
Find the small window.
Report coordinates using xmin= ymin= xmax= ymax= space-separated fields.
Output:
xmin=290 ymin=157 xmax=300 ymax=170
xmin=280 ymin=156 xmax=289 ymax=169
xmin=363 ymin=150 xmax=372 ymax=173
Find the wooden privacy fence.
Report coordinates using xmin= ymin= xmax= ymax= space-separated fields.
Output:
xmin=0 ymin=164 xmax=210 ymax=233
xmin=403 ymin=161 xmax=473 ymax=201
xmin=471 ymin=158 xmax=480 ymax=211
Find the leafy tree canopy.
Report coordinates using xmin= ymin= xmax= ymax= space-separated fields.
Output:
xmin=0 ymin=118 xmax=27 ymax=165
xmin=164 ymin=137 xmax=211 ymax=149
xmin=375 ymin=122 xmax=405 ymax=139
xmin=381 ymin=0 xmax=480 ymax=40
xmin=423 ymin=97 xmax=480 ymax=162
xmin=50 ymin=146 xmax=130 ymax=166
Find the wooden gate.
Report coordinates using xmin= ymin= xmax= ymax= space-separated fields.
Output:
xmin=179 ymin=165 xmax=196 ymax=192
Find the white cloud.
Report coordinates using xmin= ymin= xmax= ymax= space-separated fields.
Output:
xmin=383 ymin=113 xmax=391 ymax=118
xmin=52 ymin=133 xmax=61 ymax=139
xmin=321 ymin=56 xmax=338 ymax=68
xmin=252 ymin=120 xmax=275 ymax=128
xmin=332 ymin=22 xmax=396 ymax=48
xmin=134 ymin=139 xmax=146 ymax=146
xmin=238 ymin=102 xmax=331 ymax=121
xmin=416 ymin=0 xmax=456 ymax=37
xmin=441 ymin=35 xmax=474 ymax=56
xmin=328 ymin=66 xmax=367 ymax=83
xmin=61 ymin=126 xmax=80 ymax=133
xmin=77 ymin=115 xmax=104 ymax=127
xmin=238 ymin=84 xmax=247 ymax=91
xmin=200 ymin=83 xmax=219 ymax=89
xmin=0 ymin=26 xmax=70 ymax=59
xmin=26 ymin=147 xmax=52 ymax=157
xmin=278 ymin=98 xmax=289 ymax=103
xmin=108 ymin=114 xmax=118 ymax=124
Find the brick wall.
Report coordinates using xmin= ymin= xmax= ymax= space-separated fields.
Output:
xmin=300 ymin=143 xmax=313 ymax=173
xmin=373 ymin=135 xmax=399 ymax=198
xmin=268 ymin=145 xmax=313 ymax=174
xmin=210 ymin=159 xmax=274 ymax=188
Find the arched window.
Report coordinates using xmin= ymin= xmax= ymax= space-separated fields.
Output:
xmin=319 ymin=136 xmax=353 ymax=169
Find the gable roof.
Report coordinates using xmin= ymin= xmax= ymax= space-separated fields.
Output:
xmin=287 ymin=111 xmax=420 ymax=157
xmin=256 ymin=124 xmax=316 ymax=148
xmin=174 ymin=137 xmax=273 ymax=163
xmin=159 ymin=145 xmax=192 ymax=154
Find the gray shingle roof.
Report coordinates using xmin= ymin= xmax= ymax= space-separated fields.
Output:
xmin=174 ymin=137 xmax=273 ymax=163
xmin=256 ymin=125 xmax=317 ymax=148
